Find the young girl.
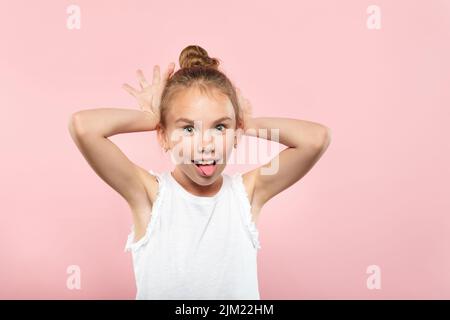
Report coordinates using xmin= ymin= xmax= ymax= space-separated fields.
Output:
xmin=68 ymin=45 xmax=331 ymax=300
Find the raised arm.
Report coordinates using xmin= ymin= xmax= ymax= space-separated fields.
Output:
xmin=236 ymin=90 xmax=332 ymax=210
xmin=68 ymin=108 xmax=159 ymax=206
xmin=68 ymin=63 xmax=175 ymax=241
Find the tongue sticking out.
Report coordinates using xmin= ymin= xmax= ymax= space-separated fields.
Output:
xmin=196 ymin=164 xmax=216 ymax=176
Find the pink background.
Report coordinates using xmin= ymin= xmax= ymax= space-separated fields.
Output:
xmin=1 ymin=0 xmax=449 ymax=299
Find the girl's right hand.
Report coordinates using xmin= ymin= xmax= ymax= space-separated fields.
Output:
xmin=122 ymin=62 xmax=176 ymax=121
xmin=236 ymin=87 xmax=253 ymax=131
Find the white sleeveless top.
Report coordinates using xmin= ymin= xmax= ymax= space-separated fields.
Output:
xmin=124 ymin=169 xmax=262 ymax=300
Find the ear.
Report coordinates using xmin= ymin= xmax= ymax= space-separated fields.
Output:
xmin=234 ymin=124 xmax=244 ymax=148
xmin=236 ymin=118 xmax=244 ymax=130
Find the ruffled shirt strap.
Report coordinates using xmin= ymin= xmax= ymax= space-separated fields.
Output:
xmin=231 ymin=172 xmax=262 ymax=250
xmin=124 ymin=169 xmax=166 ymax=252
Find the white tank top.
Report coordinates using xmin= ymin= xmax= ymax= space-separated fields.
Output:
xmin=124 ymin=169 xmax=262 ymax=300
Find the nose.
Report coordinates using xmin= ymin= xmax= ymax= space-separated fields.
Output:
xmin=196 ymin=128 xmax=215 ymax=154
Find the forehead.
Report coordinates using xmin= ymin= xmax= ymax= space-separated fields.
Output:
xmin=167 ymin=87 xmax=235 ymax=125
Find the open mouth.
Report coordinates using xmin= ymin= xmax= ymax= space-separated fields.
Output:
xmin=191 ymin=159 xmax=217 ymax=166
xmin=191 ymin=159 xmax=217 ymax=176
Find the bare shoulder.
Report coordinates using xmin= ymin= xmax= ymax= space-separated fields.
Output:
xmin=241 ymin=169 xmax=264 ymax=225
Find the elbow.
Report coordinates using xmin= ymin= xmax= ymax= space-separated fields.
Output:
xmin=311 ymin=126 xmax=332 ymax=150
xmin=68 ymin=112 xmax=88 ymax=139
xmin=323 ymin=126 xmax=332 ymax=147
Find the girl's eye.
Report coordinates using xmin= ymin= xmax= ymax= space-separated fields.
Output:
xmin=183 ymin=126 xmax=194 ymax=134
xmin=216 ymin=124 xmax=226 ymax=132
xmin=182 ymin=124 xmax=226 ymax=135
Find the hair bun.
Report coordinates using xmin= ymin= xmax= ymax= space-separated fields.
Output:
xmin=179 ymin=45 xmax=220 ymax=70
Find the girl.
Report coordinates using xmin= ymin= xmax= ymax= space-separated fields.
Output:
xmin=68 ymin=45 xmax=332 ymax=300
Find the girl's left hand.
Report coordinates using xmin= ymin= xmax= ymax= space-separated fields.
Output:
xmin=236 ymin=87 xmax=253 ymax=131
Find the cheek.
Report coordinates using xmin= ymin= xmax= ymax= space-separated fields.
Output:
xmin=212 ymin=133 xmax=233 ymax=154
xmin=168 ymin=134 xmax=195 ymax=164
xmin=216 ymin=133 xmax=235 ymax=162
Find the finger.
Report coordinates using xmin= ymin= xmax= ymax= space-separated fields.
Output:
xmin=162 ymin=62 xmax=175 ymax=84
xmin=152 ymin=65 xmax=161 ymax=86
xmin=246 ymin=101 xmax=253 ymax=113
xmin=236 ymin=88 xmax=245 ymax=105
xmin=136 ymin=69 xmax=150 ymax=89
xmin=162 ymin=62 xmax=176 ymax=82
xmin=122 ymin=83 xmax=138 ymax=97
xmin=236 ymin=87 xmax=243 ymax=100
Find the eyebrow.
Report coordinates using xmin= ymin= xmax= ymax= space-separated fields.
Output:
xmin=175 ymin=116 xmax=232 ymax=125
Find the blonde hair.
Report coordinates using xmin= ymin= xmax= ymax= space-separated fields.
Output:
xmin=158 ymin=45 xmax=242 ymax=130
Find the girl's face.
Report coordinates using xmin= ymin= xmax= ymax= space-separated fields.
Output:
xmin=158 ymin=87 xmax=238 ymax=186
